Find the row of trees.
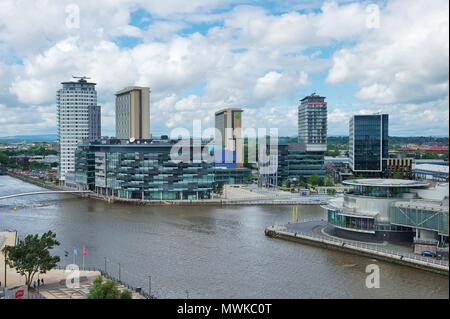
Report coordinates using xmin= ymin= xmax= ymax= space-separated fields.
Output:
xmin=283 ymin=175 xmax=335 ymax=189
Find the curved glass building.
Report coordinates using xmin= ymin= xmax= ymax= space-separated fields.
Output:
xmin=323 ymin=179 xmax=449 ymax=244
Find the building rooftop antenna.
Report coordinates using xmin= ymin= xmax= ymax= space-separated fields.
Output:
xmin=72 ymin=75 xmax=91 ymax=82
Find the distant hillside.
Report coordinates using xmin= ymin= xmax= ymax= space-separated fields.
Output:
xmin=280 ymin=136 xmax=448 ymax=146
xmin=0 ymin=134 xmax=57 ymax=143
xmin=0 ymin=134 xmax=448 ymax=145
xmin=388 ymin=136 xmax=449 ymax=146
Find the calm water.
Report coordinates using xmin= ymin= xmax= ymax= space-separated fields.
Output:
xmin=0 ymin=176 xmax=448 ymax=299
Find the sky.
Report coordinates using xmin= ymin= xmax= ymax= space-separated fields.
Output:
xmin=0 ymin=0 xmax=448 ymax=138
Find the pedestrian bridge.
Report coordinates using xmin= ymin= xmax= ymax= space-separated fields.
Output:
xmin=0 ymin=191 xmax=91 ymax=201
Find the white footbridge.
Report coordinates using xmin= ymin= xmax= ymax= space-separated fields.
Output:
xmin=0 ymin=191 xmax=91 ymax=201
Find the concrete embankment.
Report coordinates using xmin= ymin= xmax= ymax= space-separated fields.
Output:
xmin=88 ymin=196 xmax=328 ymax=206
xmin=265 ymin=226 xmax=449 ymax=276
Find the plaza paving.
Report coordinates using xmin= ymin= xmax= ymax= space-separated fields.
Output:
xmin=1 ymin=232 xmax=101 ymax=289
xmin=36 ymin=276 xmax=146 ymax=299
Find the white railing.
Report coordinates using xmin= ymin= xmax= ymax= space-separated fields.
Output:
xmin=268 ymin=226 xmax=449 ymax=268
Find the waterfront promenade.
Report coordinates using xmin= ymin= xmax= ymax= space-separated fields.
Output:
xmin=0 ymin=231 xmax=100 ymax=292
xmin=265 ymin=221 xmax=449 ymax=275
xmin=4 ymin=172 xmax=332 ymax=206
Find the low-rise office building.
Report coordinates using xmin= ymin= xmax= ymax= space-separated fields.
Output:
xmin=323 ymin=179 xmax=449 ymax=246
xmin=75 ymin=138 xmax=214 ymax=200
xmin=385 ymin=158 xmax=413 ymax=179
xmin=413 ymin=163 xmax=449 ymax=182
xmin=258 ymin=141 xmax=326 ymax=187
xmin=212 ymin=167 xmax=252 ymax=185
xmin=277 ymin=143 xmax=326 ymax=181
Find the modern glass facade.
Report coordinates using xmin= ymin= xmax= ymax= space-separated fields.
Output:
xmin=323 ymin=179 xmax=448 ymax=242
xmin=390 ymin=204 xmax=449 ymax=236
xmin=349 ymin=114 xmax=388 ymax=173
xmin=212 ymin=167 xmax=252 ymax=184
xmin=352 ymin=185 xmax=412 ymax=198
xmin=328 ymin=209 xmax=375 ymax=233
xmin=75 ymin=139 xmax=215 ymax=200
xmin=277 ymin=143 xmax=326 ymax=181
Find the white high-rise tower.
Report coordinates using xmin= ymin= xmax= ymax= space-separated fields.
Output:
xmin=298 ymin=93 xmax=327 ymax=151
xmin=57 ymin=77 xmax=101 ymax=183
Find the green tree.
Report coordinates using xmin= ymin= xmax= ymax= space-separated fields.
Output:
xmin=308 ymin=175 xmax=323 ymax=187
xmin=0 ymin=152 xmax=12 ymax=167
xmin=213 ymin=182 xmax=225 ymax=195
xmin=324 ymin=176 xmax=335 ymax=187
xmin=2 ymin=231 xmax=60 ymax=287
xmin=392 ymin=172 xmax=404 ymax=179
xmin=88 ymin=276 xmax=133 ymax=299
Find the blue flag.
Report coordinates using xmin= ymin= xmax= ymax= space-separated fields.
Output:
xmin=73 ymin=247 xmax=78 ymax=257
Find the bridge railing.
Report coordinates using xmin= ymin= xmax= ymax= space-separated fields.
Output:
xmin=0 ymin=191 xmax=91 ymax=201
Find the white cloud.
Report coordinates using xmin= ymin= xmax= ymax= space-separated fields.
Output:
xmin=327 ymin=97 xmax=450 ymax=136
xmin=253 ymin=71 xmax=308 ymax=100
xmin=327 ymin=0 xmax=449 ymax=105
xmin=0 ymin=0 xmax=448 ymax=137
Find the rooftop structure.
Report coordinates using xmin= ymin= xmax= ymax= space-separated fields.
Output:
xmin=342 ymin=179 xmax=429 ymax=188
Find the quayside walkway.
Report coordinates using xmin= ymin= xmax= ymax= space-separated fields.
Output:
xmin=265 ymin=221 xmax=449 ymax=275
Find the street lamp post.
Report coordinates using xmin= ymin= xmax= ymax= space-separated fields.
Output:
xmin=148 ymin=276 xmax=151 ymax=298
xmin=4 ymin=255 xmax=7 ymax=289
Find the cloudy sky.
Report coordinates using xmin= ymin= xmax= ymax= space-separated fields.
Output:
xmin=0 ymin=0 xmax=448 ymax=137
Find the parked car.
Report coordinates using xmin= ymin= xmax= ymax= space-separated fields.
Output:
xmin=421 ymin=250 xmax=436 ymax=257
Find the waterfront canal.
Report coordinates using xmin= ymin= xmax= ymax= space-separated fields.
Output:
xmin=0 ymin=176 xmax=448 ymax=298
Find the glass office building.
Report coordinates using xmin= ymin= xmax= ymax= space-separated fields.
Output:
xmin=212 ymin=167 xmax=252 ymax=185
xmin=349 ymin=114 xmax=388 ymax=175
xmin=277 ymin=142 xmax=326 ymax=181
xmin=75 ymin=138 xmax=214 ymax=200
